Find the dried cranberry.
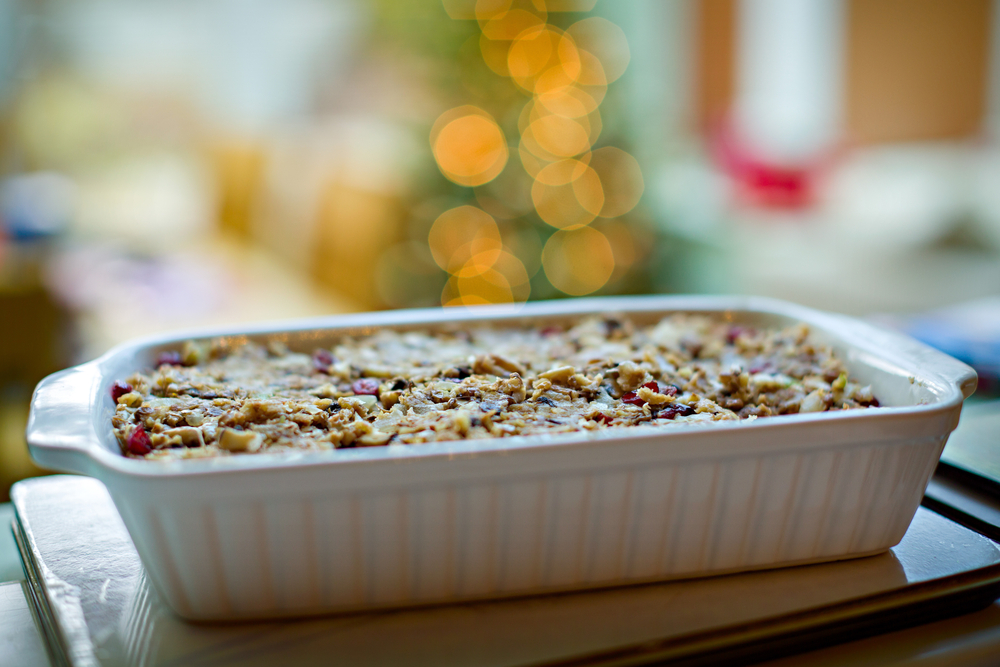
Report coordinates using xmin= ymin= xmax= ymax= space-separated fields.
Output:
xmin=622 ymin=391 xmax=645 ymax=406
xmin=127 ymin=427 xmax=152 ymax=455
xmin=726 ymin=326 xmax=748 ymax=344
xmin=312 ymin=349 xmax=335 ymax=373
xmin=868 ymin=397 xmax=880 ymax=407
xmin=749 ymin=359 xmax=775 ymax=374
xmin=351 ymin=378 xmax=380 ymax=396
xmin=658 ymin=404 xmax=696 ymax=420
xmin=593 ymin=414 xmax=613 ymax=425
xmin=540 ymin=326 xmax=562 ymax=337
xmin=641 ymin=381 xmax=680 ymax=397
xmin=111 ymin=381 xmax=132 ymax=403
xmin=156 ymin=351 xmax=182 ymax=367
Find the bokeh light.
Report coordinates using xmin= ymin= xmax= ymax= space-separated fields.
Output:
xmin=476 ymin=164 xmax=534 ymax=217
xmin=474 ymin=0 xmax=511 ymax=21
xmin=518 ymin=138 xmax=550 ymax=178
xmin=508 ymin=25 xmax=586 ymax=94
xmin=428 ymin=205 xmax=503 ymax=273
xmin=542 ymin=226 xmax=615 ymax=295
xmin=508 ymin=25 xmax=557 ymax=81
xmin=527 ymin=113 xmax=592 ymax=158
xmin=544 ymin=0 xmax=597 ymax=10
xmin=431 ymin=107 xmax=508 ymax=187
xmin=442 ymin=248 xmax=530 ymax=305
xmin=587 ymin=146 xmax=644 ymax=217
xmin=436 ymin=0 xmax=643 ymax=300
xmin=531 ymin=158 xmax=603 ymax=229
xmin=566 ymin=18 xmax=630 ymax=84
xmin=535 ymin=84 xmax=599 ymax=118
xmin=479 ymin=35 xmax=514 ymax=77
xmin=593 ymin=218 xmax=638 ymax=282
xmin=481 ymin=8 xmax=544 ymax=40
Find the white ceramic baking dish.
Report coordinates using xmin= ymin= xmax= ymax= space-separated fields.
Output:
xmin=26 ymin=296 xmax=976 ymax=621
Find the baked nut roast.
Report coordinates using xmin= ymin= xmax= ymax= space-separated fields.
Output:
xmin=111 ymin=314 xmax=881 ymax=459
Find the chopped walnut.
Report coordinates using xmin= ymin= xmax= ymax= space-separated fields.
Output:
xmin=111 ymin=314 xmax=881 ymax=459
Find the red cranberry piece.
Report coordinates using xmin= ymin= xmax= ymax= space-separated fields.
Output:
xmin=658 ymin=404 xmax=696 ymax=420
xmin=593 ymin=414 xmax=613 ymax=425
xmin=726 ymin=326 xmax=748 ymax=344
xmin=749 ymin=359 xmax=775 ymax=374
xmin=621 ymin=391 xmax=645 ymax=406
xmin=540 ymin=326 xmax=562 ymax=337
xmin=127 ymin=427 xmax=152 ymax=455
xmin=641 ymin=382 xmax=680 ymax=397
xmin=156 ymin=351 xmax=182 ymax=366
xmin=351 ymin=378 xmax=380 ymax=396
xmin=111 ymin=381 xmax=133 ymax=403
xmin=312 ymin=349 xmax=335 ymax=373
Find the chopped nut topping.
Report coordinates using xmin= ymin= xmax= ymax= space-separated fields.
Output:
xmin=111 ymin=315 xmax=881 ymax=459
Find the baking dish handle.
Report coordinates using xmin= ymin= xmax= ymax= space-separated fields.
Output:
xmin=830 ymin=315 xmax=978 ymax=401
xmin=26 ymin=361 xmax=105 ymax=475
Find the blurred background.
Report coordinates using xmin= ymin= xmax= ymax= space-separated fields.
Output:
xmin=2 ymin=0 xmax=1000 ymax=499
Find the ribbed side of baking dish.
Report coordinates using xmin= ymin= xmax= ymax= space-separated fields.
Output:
xmin=109 ymin=435 xmax=943 ymax=620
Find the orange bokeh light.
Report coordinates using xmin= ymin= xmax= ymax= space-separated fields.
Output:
xmin=439 ymin=4 xmax=641 ymax=303
xmin=542 ymin=226 xmax=615 ymax=295
xmin=531 ymin=158 xmax=603 ymax=229
xmin=481 ymin=8 xmax=544 ymax=40
xmin=428 ymin=205 xmax=503 ymax=274
xmin=474 ymin=0 xmax=513 ymax=22
xmin=479 ymin=35 xmax=513 ymax=76
xmin=442 ymin=248 xmax=531 ymax=305
xmin=566 ymin=18 xmax=630 ymax=84
xmin=587 ymin=146 xmax=644 ymax=218
xmin=518 ymin=137 xmax=549 ymax=178
xmin=535 ymin=83 xmax=598 ymax=118
xmin=508 ymin=25 xmax=556 ymax=80
xmin=431 ymin=107 xmax=508 ymax=187
xmin=527 ymin=114 xmax=591 ymax=158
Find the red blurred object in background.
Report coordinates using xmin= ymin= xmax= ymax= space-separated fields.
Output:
xmin=711 ymin=120 xmax=839 ymax=210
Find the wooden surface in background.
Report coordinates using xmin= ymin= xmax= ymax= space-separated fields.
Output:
xmin=694 ymin=0 xmax=735 ymax=133
xmin=692 ymin=0 xmax=993 ymax=143
xmin=846 ymin=0 xmax=992 ymax=143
